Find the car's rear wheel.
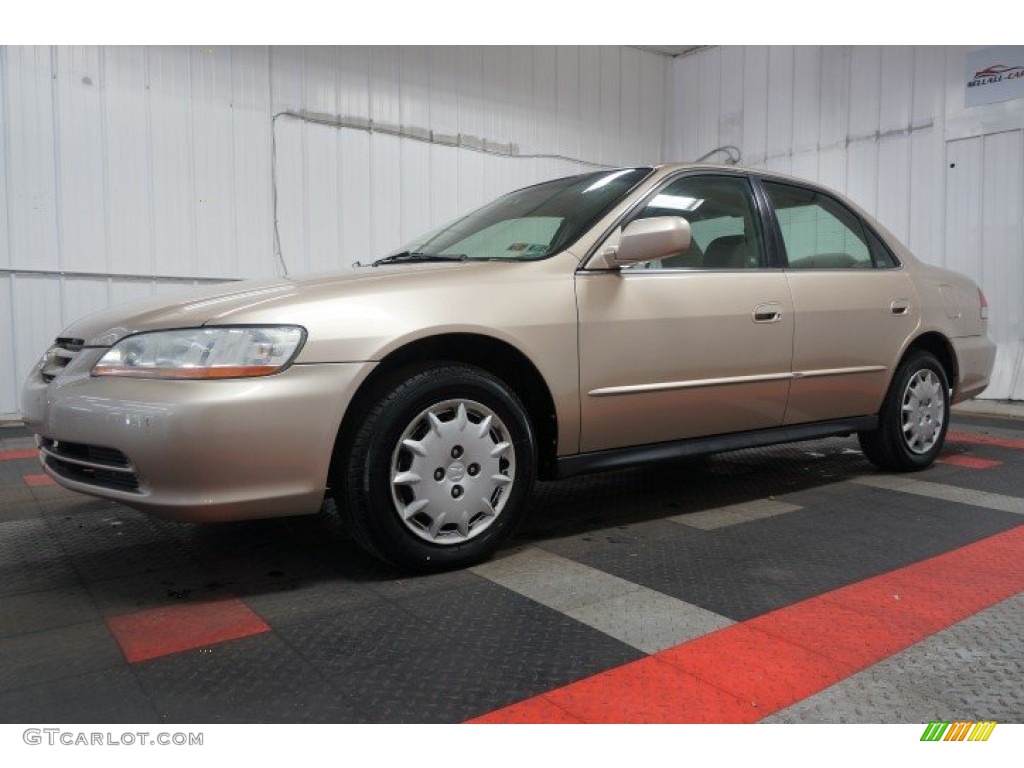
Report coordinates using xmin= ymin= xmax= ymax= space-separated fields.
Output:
xmin=858 ymin=349 xmax=950 ymax=471
xmin=338 ymin=363 xmax=535 ymax=572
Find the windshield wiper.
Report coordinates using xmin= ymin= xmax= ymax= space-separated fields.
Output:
xmin=370 ymin=251 xmax=469 ymax=267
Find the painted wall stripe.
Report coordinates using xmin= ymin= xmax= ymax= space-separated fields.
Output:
xmin=471 ymin=547 xmax=733 ymax=654
xmin=852 ymin=475 xmax=1024 ymax=515
xmin=668 ymin=499 xmax=803 ymax=530
xmin=469 ymin=526 xmax=1024 ymax=723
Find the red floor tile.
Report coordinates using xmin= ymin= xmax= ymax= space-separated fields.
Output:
xmin=542 ymin=657 xmax=754 ymax=724
xmin=0 ymin=449 xmax=37 ymax=461
xmin=107 ymin=597 xmax=270 ymax=663
xmin=658 ymin=623 xmax=855 ymax=713
xmin=23 ymin=473 xmax=57 ymax=487
xmin=938 ymin=455 xmax=1002 ymax=469
xmin=947 ymin=431 xmax=1024 ymax=451
xmin=472 ymin=697 xmax=582 ymax=724
xmin=814 ymin=569 xmax=994 ymax=634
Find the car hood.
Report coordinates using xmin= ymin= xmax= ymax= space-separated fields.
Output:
xmin=61 ymin=261 xmax=486 ymax=346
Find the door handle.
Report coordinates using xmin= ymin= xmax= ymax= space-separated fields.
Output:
xmin=753 ymin=303 xmax=782 ymax=323
xmin=890 ymin=299 xmax=910 ymax=316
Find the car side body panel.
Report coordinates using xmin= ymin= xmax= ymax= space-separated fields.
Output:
xmin=576 ymin=269 xmax=795 ymax=451
xmin=781 ymin=269 xmax=921 ymax=424
xmin=211 ymin=255 xmax=582 ymax=456
xmin=750 ymin=169 xmax=995 ymax=411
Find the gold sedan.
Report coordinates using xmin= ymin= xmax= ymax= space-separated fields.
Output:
xmin=21 ymin=165 xmax=995 ymax=571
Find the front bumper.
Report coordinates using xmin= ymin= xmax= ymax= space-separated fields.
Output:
xmin=21 ymin=350 xmax=375 ymax=522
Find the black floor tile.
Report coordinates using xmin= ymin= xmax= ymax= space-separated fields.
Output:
xmin=281 ymin=580 xmax=641 ymax=722
xmin=0 ymin=621 xmax=125 ymax=693
xmin=44 ymin=507 xmax=202 ymax=582
xmin=0 ymin=585 xmax=100 ymax=638
xmin=0 ymin=667 xmax=160 ymax=723
xmin=0 ymin=519 xmax=82 ymax=597
xmin=133 ymin=633 xmax=367 ymax=723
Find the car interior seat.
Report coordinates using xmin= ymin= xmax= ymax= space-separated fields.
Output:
xmin=658 ymin=239 xmax=704 ymax=269
xmin=702 ymin=235 xmax=749 ymax=269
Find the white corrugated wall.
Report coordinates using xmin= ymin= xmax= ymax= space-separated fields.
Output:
xmin=669 ymin=45 xmax=1024 ymax=400
xmin=5 ymin=45 xmax=1020 ymax=418
xmin=0 ymin=45 xmax=670 ymax=416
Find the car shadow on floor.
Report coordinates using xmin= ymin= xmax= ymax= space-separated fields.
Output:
xmin=26 ymin=435 xmax=880 ymax=613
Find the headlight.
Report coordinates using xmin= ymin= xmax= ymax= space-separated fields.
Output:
xmin=92 ymin=326 xmax=306 ymax=379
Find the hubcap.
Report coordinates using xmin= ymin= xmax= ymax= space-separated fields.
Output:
xmin=390 ymin=399 xmax=515 ymax=544
xmin=901 ymin=369 xmax=945 ymax=454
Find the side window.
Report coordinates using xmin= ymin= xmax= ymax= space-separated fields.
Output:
xmin=763 ymin=181 xmax=873 ymax=270
xmin=629 ymin=175 xmax=767 ymax=270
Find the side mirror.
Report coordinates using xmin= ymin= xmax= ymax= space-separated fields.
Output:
xmin=589 ymin=216 xmax=692 ymax=269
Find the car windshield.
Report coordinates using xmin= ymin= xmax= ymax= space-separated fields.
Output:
xmin=387 ymin=167 xmax=652 ymax=261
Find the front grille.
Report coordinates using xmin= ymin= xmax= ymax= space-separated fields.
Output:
xmin=40 ymin=337 xmax=86 ymax=382
xmin=38 ymin=438 xmax=140 ymax=493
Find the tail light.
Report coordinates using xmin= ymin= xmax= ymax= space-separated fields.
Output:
xmin=979 ymin=288 xmax=989 ymax=320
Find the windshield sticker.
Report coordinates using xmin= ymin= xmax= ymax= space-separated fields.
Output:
xmin=506 ymin=243 xmax=528 ymax=252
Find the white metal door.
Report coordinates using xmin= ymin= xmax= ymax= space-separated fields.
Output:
xmin=945 ymin=131 xmax=1024 ymax=400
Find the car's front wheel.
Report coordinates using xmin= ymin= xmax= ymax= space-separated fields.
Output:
xmin=338 ymin=363 xmax=535 ymax=571
xmin=859 ymin=349 xmax=950 ymax=471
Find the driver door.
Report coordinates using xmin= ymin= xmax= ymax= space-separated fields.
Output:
xmin=576 ymin=174 xmax=795 ymax=452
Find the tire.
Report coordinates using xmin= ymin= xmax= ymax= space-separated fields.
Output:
xmin=858 ymin=349 xmax=950 ymax=472
xmin=338 ymin=363 xmax=536 ymax=572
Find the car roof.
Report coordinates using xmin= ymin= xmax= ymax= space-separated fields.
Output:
xmin=653 ymin=162 xmax=838 ymax=192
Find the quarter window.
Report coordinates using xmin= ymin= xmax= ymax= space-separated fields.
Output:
xmin=629 ymin=175 xmax=767 ymax=270
xmin=865 ymin=226 xmax=900 ymax=269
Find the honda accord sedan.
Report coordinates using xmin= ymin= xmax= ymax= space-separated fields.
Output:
xmin=21 ymin=164 xmax=995 ymax=571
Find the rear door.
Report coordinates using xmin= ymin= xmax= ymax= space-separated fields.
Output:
xmin=759 ymin=180 xmax=918 ymax=424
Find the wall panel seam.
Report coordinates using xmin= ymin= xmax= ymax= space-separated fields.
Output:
xmin=1 ymin=46 xmax=12 ymax=270
xmin=49 ymin=47 xmax=65 ymax=281
xmin=50 ymin=47 xmax=66 ymax=330
xmin=144 ymin=46 xmax=157 ymax=279
xmin=99 ymin=46 xmax=112 ymax=279
xmin=186 ymin=46 xmax=200 ymax=279
xmin=228 ymin=46 xmax=240 ymax=278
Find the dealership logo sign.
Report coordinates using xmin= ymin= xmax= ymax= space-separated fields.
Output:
xmin=968 ymin=64 xmax=1024 ymax=88
xmin=965 ymin=47 xmax=1024 ymax=107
